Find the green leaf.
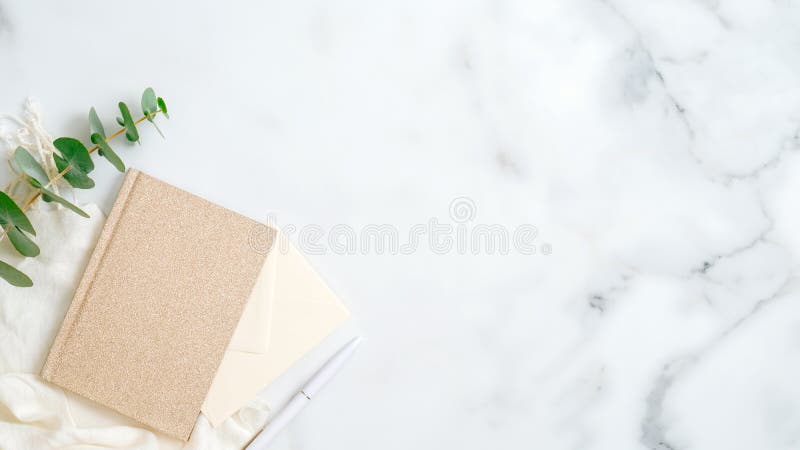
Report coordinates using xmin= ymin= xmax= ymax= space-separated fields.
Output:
xmin=157 ymin=97 xmax=169 ymax=118
xmin=53 ymin=137 xmax=95 ymax=189
xmin=141 ymin=87 xmax=158 ymax=121
xmin=7 ymin=226 xmax=39 ymax=257
xmin=118 ymin=102 xmax=139 ymax=142
xmin=38 ymin=187 xmax=89 ymax=218
xmin=151 ymin=122 xmax=165 ymax=139
xmin=14 ymin=147 xmax=50 ymax=186
xmin=116 ymin=116 xmax=125 ymax=127
xmin=142 ymin=88 xmax=165 ymax=137
xmin=88 ymin=107 xmax=105 ymax=139
xmin=0 ymin=260 xmax=32 ymax=287
xmin=0 ymin=191 xmax=34 ymax=235
xmin=91 ymin=133 xmax=125 ymax=172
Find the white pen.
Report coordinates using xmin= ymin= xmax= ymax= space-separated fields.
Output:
xmin=245 ymin=337 xmax=362 ymax=450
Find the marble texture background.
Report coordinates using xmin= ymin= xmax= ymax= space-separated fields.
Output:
xmin=1 ymin=0 xmax=800 ymax=449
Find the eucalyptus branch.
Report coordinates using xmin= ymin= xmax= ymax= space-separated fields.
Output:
xmin=0 ymin=88 xmax=169 ymax=287
xmin=18 ymin=112 xmax=157 ymax=213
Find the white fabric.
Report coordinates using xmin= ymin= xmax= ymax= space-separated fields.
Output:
xmin=0 ymin=204 xmax=270 ymax=450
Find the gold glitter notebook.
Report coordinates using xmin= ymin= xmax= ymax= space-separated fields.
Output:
xmin=41 ymin=169 xmax=268 ymax=441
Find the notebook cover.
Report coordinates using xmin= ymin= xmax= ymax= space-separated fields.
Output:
xmin=40 ymin=169 xmax=269 ymax=440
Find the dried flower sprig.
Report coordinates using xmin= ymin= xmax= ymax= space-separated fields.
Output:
xmin=0 ymin=88 xmax=169 ymax=287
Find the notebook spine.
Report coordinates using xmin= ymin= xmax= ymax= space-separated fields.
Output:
xmin=41 ymin=169 xmax=141 ymax=380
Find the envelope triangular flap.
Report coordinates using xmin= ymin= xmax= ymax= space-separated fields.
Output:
xmin=228 ymin=242 xmax=279 ymax=354
xmin=201 ymin=235 xmax=349 ymax=426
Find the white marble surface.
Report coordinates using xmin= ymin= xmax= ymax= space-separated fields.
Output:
xmin=2 ymin=0 xmax=800 ymax=449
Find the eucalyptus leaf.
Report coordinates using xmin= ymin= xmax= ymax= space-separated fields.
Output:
xmin=14 ymin=147 xmax=50 ymax=186
xmin=91 ymin=133 xmax=125 ymax=172
xmin=38 ymin=187 xmax=89 ymax=218
xmin=141 ymin=87 xmax=157 ymax=121
xmin=118 ymin=102 xmax=139 ymax=142
xmin=116 ymin=116 xmax=125 ymax=127
xmin=157 ymin=97 xmax=168 ymax=118
xmin=150 ymin=120 xmax=165 ymax=139
xmin=0 ymin=260 xmax=32 ymax=287
xmin=7 ymin=226 xmax=39 ymax=257
xmin=53 ymin=137 xmax=95 ymax=189
xmin=88 ymin=107 xmax=105 ymax=139
xmin=0 ymin=191 xmax=34 ymax=235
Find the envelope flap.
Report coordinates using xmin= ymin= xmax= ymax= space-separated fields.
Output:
xmin=270 ymin=243 xmax=350 ymax=356
xmin=228 ymin=252 xmax=277 ymax=354
xmin=201 ymin=241 xmax=349 ymax=426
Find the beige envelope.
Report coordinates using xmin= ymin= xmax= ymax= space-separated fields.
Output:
xmin=202 ymin=233 xmax=350 ymax=426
